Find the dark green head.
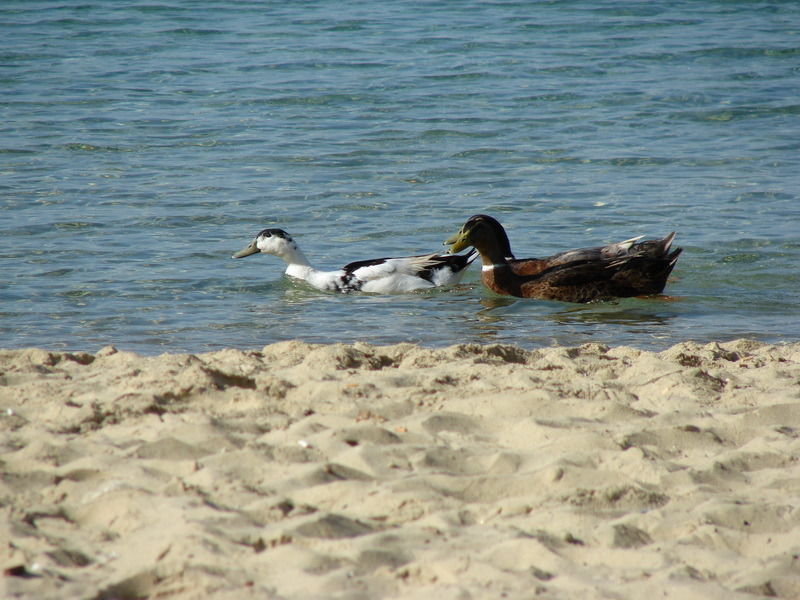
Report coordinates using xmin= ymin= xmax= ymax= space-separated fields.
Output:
xmin=444 ymin=214 xmax=514 ymax=259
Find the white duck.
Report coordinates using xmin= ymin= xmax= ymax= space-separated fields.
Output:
xmin=232 ymin=228 xmax=477 ymax=293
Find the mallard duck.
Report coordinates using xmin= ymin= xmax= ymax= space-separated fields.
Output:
xmin=233 ymin=228 xmax=477 ymax=293
xmin=444 ymin=214 xmax=682 ymax=303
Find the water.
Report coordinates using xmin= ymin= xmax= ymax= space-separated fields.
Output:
xmin=2 ymin=1 xmax=799 ymax=355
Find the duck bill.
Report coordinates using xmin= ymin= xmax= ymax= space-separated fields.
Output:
xmin=232 ymin=242 xmax=259 ymax=259
xmin=444 ymin=230 xmax=470 ymax=254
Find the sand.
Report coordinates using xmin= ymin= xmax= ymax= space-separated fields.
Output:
xmin=1 ymin=339 xmax=799 ymax=599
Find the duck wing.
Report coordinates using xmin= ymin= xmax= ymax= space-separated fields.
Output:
xmin=418 ymin=249 xmax=477 ymax=281
xmin=505 ymin=236 xmax=650 ymax=276
xmin=516 ymin=233 xmax=682 ymax=302
xmin=344 ymin=250 xmax=477 ymax=281
xmin=514 ymin=232 xmax=680 ymax=279
xmin=343 ymin=253 xmax=439 ymax=280
xmin=514 ymin=259 xmax=643 ymax=303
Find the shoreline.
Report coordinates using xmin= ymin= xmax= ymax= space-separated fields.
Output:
xmin=2 ymin=339 xmax=799 ymax=599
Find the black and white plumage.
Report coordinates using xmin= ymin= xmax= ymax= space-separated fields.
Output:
xmin=232 ymin=228 xmax=477 ymax=293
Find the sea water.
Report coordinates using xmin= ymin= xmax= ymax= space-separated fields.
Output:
xmin=2 ymin=1 xmax=799 ymax=354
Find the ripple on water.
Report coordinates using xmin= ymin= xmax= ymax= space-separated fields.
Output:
xmin=1 ymin=1 xmax=799 ymax=353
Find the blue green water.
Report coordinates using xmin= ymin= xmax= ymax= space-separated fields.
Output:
xmin=2 ymin=1 xmax=799 ymax=354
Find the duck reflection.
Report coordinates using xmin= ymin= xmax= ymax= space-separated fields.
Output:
xmin=473 ymin=295 xmax=677 ymax=343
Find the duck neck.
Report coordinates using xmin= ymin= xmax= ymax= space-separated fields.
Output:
xmin=475 ymin=239 xmax=512 ymax=271
xmin=281 ymin=245 xmax=312 ymax=267
xmin=280 ymin=246 xmax=316 ymax=279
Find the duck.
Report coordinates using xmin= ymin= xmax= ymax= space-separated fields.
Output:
xmin=444 ymin=214 xmax=682 ymax=303
xmin=233 ymin=228 xmax=477 ymax=293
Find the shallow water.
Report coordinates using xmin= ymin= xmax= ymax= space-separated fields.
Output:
xmin=2 ymin=1 xmax=799 ymax=354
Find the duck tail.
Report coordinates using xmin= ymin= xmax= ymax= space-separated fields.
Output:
xmin=667 ymin=245 xmax=682 ymax=268
xmin=660 ymin=231 xmax=677 ymax=253
xmin=655 ymin=234 xmax=683 ymax=287
xmin=660 ymin=232 xmax=682 ymax=267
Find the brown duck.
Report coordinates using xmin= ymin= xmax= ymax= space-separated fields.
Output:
xmin=445 ymin=214 xmax=682 ymax=303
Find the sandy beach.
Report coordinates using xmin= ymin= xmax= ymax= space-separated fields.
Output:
xmin=2 ymin=339 xmax=799 ymax=599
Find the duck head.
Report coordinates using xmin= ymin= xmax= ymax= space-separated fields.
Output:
xmin=445 ymin=214 xmax=514 ymax=259
xmin=232 ymin=228 xmax=298 ymax=259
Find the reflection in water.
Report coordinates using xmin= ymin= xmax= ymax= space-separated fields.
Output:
xmin=552 ymin=302 xmax=675 ymax=328
xmin=478 ymin=295 xmax=518 ymax=315
xmin=472 ymin=296 xmax=519 ymax=343
xmin=471 ymin=295 xmax=679 ymax=347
